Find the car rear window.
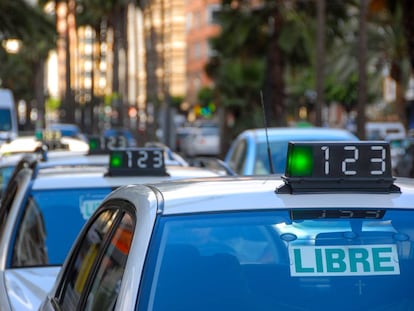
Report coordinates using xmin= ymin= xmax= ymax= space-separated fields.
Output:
xmin=138 ymin=209 xmax=414 ymax=311
xmin=10 ymin=187 xmax=113 ymax=267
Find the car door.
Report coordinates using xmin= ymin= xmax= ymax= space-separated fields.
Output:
xmin=43 ymin=200 xmax=135 ymax=311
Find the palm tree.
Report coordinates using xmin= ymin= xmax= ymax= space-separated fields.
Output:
xmin=79 ymin=0 xmax=132 ymax=127
xmin=0 ymin=0 xmax=54 ymax=40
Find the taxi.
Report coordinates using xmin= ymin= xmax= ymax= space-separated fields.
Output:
xmin=0 ymin=147 xmax=221 ymax=311
xmin=0 ymin=135 xmax=192 ymax=199
xmin=40 ymin=141 xmax=414 ymax=311
xmin=0 ymin=134 xmax=89 ymax=156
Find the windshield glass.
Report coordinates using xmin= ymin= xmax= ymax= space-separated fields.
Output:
xmin=138 ymin=210 xmax=414 ymax=311
xmin=10 ymin=187 xmax=113 ymax=267
xmin=255 ymin=141 xmax=289 ymax=174
xmin=0 ymin=108 xmax=12 ymax=131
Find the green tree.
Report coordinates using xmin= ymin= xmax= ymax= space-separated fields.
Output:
xmin=367 ymin=0 xmax=413 ymax=125
xmin=0 ymin=0 xmax=55 ymax=131
xmin=0 ymin=0 xmax=54 ymax=40
xmin=207 ymin=0 xmax=351 ymax=143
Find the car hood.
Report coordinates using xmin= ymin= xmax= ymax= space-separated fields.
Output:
xmin=4 ymin=266 xmax=60 ymax=311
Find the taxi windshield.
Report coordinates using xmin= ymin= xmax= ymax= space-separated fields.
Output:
xmin=255 ymin=141 xmax=288 ymax=174
xmin=10 ymin=187 xmax=113 ymax=268
xmin=138 ymin=210 xmax=414 ymax=311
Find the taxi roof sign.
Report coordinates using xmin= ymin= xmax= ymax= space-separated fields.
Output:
xmin=277 ymin=141 xmax=400 ymax=194
xmin=107 ymin=148 xmax=168 ymax=176
xmin=35 ymin=129 xmax=67 ymax=150
xmin=88 ymin=136 xmax=129 ymax=154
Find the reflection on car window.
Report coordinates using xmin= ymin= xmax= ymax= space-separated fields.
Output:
xmin=28 ymin=188 xmax=112 ymax=266
xmin=85 ymin=212 xmax=134 ymax=311
xmin=139 ymin=210 xmax=414 ymax=311
xmin=256 ymin=141 xmax=287 ymax=174
xmin=12 ymin=197 xmax=48 ymax=267
xmin=60 ymin=209 xmax=118 ymax=311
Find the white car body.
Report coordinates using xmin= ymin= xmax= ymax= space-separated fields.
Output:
xmin=0 ymin=152 xmax=222 ymax=311
xmin=39 ymin=142 xmax=414 ymax=310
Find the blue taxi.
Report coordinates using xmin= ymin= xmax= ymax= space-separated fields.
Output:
xmin=40 ymin=141 xmax=414 ymax=311
xmin=0 ymin=147 xmax=221 ymax=311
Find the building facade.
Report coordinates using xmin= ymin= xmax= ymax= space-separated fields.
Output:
xmin=185 ymin=0 xmax=221 ymax=114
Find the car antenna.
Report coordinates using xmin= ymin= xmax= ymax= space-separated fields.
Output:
xmin=260 ymin=90 xmax=275 ymax=174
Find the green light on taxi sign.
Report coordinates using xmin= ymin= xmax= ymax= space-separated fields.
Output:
xmin=286 ymin=145 xmax=313 ymax=177
xmin=278 ymin=141 xmax=401 ymax=194
xmin=110 ymin=152 xmax=123 ymax=168
xmin=108 ymin=148 xmax=168 ymax=176
xmin=89 ymin=138 xmax=99 ymax=151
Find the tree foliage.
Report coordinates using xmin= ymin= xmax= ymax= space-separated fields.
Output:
xmin=0 ymin=0 xmax=55 ymax=129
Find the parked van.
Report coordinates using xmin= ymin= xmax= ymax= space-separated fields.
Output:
xmin=0 ymin=89 xmax=18 ymax=145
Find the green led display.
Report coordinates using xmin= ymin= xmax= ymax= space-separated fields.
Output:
xmin=110 ymin=152 xmax=123 ymax=168
xmin=287 ymin=145 xmax=313 ymax=177
xmin=89 ymin=138 xmax=99 ymax=151
xmin=108 ymin=148 xmax=167 ymax=176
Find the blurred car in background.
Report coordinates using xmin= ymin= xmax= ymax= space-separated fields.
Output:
xmin=0 ymin=135 xmax=89 ymax=156
xmin=175 ymin=126 xmax=194 ymax=153
xmin=393 ymin=136 xmax=414 ymax=177
xmin=0 ymin=147 xmax=222 ymax=311
xmin=365 ymin=121 xmax=406 ymax=140
xmin=47 ymin=123 xmax=88 ymax=142
xmin=180 ymin=125 xmax=220 ymax=158
xmin=224 ymin=127 xmax=359 ymax=175
xmin=0 ymin=88 xmax=18 ymax=145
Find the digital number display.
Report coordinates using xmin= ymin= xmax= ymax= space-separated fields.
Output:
xmin=286 ymin=141 xmax=392 ymax=179
xmin=108 ymin=148 xmax=167 ymax=176
xmin=89 ymin=136 xmax=129 ymax=154
xmin=278 ymin=141 xmax=400 ymax=194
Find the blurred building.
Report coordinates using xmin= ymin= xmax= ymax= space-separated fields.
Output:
xmin=140 ymin=0 xmax=186 ymax=103
xmin=185 ymin=0 xmax=221 ymax=118
xmin=47 ymin=0 xmax=221 ymax=134
xmin=139 ymin=0 xmax=221 ymax=122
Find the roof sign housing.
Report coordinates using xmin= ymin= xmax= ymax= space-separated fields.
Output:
xmin=88 ymin=136 xmax=129 ymax=154
xmin=277 ymin=141 xmax=400 ymax=194
xmin=108 ymin=148 xmax=168 ymax=176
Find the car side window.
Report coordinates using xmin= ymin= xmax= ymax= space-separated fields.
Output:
xmin=12 ymin=197 xmax=48 ymax=266
xmin=229 ymin=140 xmax=247 ymax=175
xmin=0 ymin=179 xmax=18 ymax=235
xmin=59 ymin=209 xmax=119 ymax=311
xmin=84 ymin=212 xmax=134 ymax=310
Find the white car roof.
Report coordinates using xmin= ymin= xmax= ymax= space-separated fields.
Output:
xmin=241 ymin=127 xmax=359 ymax=142
xmin=0 ymin=136 xmax=89 ymax=155
xmin=106 ymin=175 xmax=414 ymax=216
xmin=31 ymin=165 xmax=221 ymax=190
